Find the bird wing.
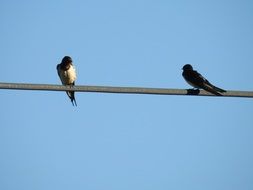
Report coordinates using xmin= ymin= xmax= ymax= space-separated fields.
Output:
xmin=201 ymin=75 xmax=226 ymax=93
xmin=56 ymin=64 xmax=66 ymax=85
xmin=183 ymin=70 xmax=206 ymax=88
xmin=56 ymin=64 xmax=61 ymax=77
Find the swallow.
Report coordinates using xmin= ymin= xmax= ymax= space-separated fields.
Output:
xmin=57 ymin=56 xmax=77 ymax=106
xmin=182 ymin=64 xmax=226 ymax=96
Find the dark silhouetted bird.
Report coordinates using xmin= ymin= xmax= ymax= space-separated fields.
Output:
xmin=57 ymin=56 xmax=77 ymax=106
xmin=182 ymin=64 xmax=226 ymax=96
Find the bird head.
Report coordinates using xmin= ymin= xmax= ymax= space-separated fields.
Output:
xmin=61 ymin=56 xmax=72 ymax=64
xmin=182 ymin=64 xmax=193 ymax=71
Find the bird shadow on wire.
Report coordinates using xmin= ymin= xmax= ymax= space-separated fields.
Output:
xmin=186 ymin=89 xmax=200 ymax=95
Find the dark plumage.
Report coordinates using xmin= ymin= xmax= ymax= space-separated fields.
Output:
xmin=182 ymin=64 xmax=226 ymax=96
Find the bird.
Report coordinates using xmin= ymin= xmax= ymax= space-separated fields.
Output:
xmin=182 ymin=64 xmax=226 ymax=96
xmin=57 ymin=56 xmax=77 ymax=106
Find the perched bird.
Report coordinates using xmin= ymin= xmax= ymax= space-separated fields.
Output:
xmin=182 ymin=64 xmax=226 ymax=96
xmin=57 ymin=56 xmax=77 ymax=106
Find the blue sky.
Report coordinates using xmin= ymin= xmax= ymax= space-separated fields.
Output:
xmin=1 ymin=1 xmax=253 ymax=190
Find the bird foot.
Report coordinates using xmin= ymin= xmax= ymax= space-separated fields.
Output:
xmin=186 ymin=88 xmax=200 ymax=95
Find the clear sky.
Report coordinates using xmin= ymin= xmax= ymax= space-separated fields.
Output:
xmin=1 ymin=1 xmax=253 ymax=190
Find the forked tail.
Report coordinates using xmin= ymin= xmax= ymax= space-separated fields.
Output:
xmin=66 ymin=91 xmax=77 ymax=106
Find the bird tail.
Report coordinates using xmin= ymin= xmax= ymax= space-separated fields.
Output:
xmin=66 ymin=91 xmax=77 ymax=106
xmin=212 ymin=85 xmax=226 ymax=93
xmin=202 ymin=85 xmax=223 ymax=96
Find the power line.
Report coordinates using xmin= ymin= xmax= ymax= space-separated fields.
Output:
xmin=0 ymin=82 xmax=252 ymax=98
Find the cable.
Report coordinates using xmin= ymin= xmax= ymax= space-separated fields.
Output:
xmin=0 ymin=82 xmax=252 ymax=98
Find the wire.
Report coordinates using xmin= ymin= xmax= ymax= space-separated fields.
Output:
xmin=0 ymin=82 xmax=252 ymax=98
